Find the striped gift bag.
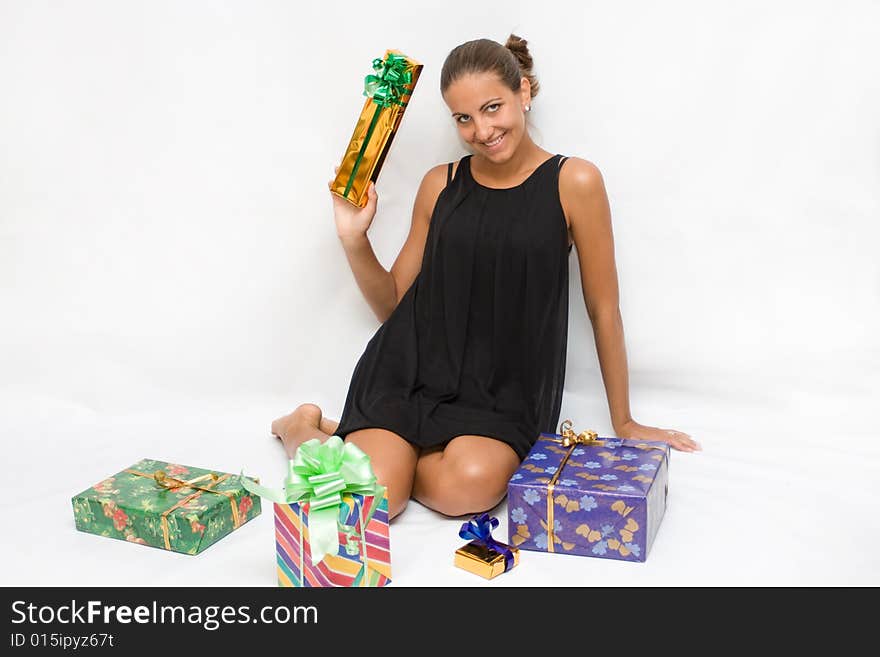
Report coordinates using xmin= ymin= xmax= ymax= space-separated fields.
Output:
xmin=274 ymin=493 xmax=391 ymax=587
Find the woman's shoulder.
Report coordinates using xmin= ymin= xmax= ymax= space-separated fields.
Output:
xmin=421 ymin=157 xmax=466 ymax=190
xmin=559 ymin=156 xmax=607 ymax=200
xmin=559 ymin=155 xmax=604 ymax=184
xmin=558 ymin=157 xmax=609 ymax=231
xmin=411 ymin=159 xmax=462 ymax=219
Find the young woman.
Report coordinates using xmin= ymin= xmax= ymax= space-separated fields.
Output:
xmin=272 ymin=35 xmax=699 ymax=520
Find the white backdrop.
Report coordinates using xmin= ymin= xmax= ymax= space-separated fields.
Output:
xmin=2 ymin=1 xmax=878 ymax=587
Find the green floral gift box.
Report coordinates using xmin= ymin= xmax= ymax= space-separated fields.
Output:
xmin=71 ymin=459 xmax=261 ymax=555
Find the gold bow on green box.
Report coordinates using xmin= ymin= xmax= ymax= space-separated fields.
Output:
xmin=71 ymin=459 xmax=261 ymax=555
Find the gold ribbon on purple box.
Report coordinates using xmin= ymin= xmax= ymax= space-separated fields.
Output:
xmin=543 ymin=420 xmax=603 ymax=553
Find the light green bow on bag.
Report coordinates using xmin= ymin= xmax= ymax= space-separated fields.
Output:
xmin=240 ymin=436 xmax=385 ymax=565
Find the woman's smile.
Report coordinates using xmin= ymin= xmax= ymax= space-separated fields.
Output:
xmin=482 ymin=131 xmax=506 ymax=151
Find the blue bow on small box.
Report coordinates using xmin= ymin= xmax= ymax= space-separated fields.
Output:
xmin=454 ymin=513 xmax=520 ymax=579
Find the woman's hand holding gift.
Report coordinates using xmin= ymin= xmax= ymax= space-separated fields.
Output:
xmin=329 ymin=165 xmax=379 ymax=244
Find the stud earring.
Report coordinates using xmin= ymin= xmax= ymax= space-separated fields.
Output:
xmin=524 ymin=105 xmax=531 ymax=112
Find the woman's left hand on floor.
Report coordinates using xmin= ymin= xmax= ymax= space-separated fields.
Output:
xmin=614 ymin=420 xmax=701 ymax=452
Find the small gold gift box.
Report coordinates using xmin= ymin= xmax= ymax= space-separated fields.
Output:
xmin=330 ymin=49 xmax=422 ymax=208
xmin=454 ymin=541 xmax=520 ymax=580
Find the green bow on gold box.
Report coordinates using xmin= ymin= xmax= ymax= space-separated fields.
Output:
xmin=71 ymin=459 xmax=261 ymax=555
xmin=329 ymin=49 xmax=423 ymax=208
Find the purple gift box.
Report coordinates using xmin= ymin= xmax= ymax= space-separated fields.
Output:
xmin=507 ymin=431 xmax=670 ymax=562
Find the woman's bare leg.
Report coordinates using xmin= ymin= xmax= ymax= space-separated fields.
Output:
xmin=270 ymin=407 xmax=415 ymax=519
xmin=344 ymin=428 xmax=419 ymax=520
xmin=322 ymin=416 xmax=340 ymax=434
xmin=412 ymin=435 xmax=521 ymax=517
xmin=270 ymin=403 xmax=339 ymax=458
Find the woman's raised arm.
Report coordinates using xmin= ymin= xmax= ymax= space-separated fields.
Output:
xmin=331 ymin=163 xmax=448 ymax=323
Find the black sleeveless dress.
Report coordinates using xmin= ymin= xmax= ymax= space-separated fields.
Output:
xmin=333 ymin=153 xmax=572 ymax=460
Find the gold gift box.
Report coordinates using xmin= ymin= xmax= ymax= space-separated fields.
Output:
xmin=330 ymin=49 xmax=423 ymax=208
xmin=454 ymin=541 xmax=520 ymax=580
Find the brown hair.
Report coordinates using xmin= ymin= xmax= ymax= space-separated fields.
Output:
xmin=440 ymin=34 xmax=540 ymax=100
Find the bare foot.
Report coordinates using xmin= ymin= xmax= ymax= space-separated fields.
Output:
xmin=271 ymin=403 xmax=331 ymax=458
xmin=320 ymin=415 xmax=340 ymax=435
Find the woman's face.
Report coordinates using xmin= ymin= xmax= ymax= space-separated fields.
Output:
xmin=443 ymin=71 xmax=531 ymax=163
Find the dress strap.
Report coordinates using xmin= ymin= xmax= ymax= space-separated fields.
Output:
xmin=447 ymin=161 xmax=454 ymax=186
xmin=559 ymin=156 xmax=573 ymax=253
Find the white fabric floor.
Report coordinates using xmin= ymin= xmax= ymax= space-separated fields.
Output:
xmin=3 ymin=0 xmax=879 ymax=591
xmin=3 ymin=366 xmax=878 ymax=588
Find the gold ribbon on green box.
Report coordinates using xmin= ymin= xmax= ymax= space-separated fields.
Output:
xmin=330 ymin=49 xmax=422 ymax=208
xmin=123 ymin=469 xmax=241 ymax=551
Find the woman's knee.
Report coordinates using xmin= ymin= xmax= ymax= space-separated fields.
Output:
xmin=449 ymin=458 xmax=504 ymax=493
xmin=344 ymin=428 xmax=419 ymax=520
xmin=445 ymin=464 xmax=507 ymax=515
xmin=415 ymin=441 xmax=519 ymax=517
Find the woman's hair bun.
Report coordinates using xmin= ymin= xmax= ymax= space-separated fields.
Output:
xmin=504 ymin=34 xmax=539 ymax=98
